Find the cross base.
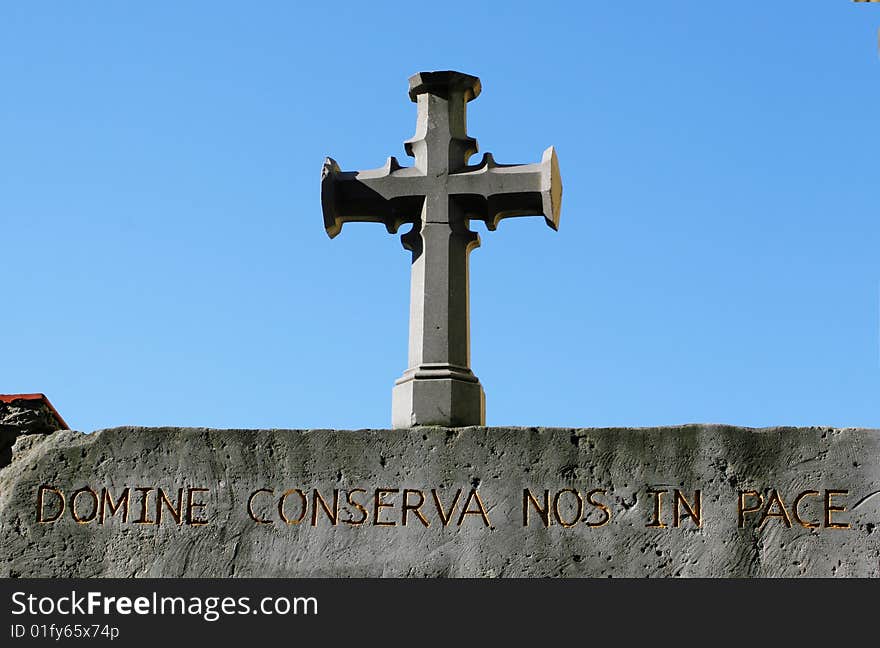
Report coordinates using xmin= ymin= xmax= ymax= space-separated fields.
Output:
xmin=391 ymin=367 xmax=486 ymax=428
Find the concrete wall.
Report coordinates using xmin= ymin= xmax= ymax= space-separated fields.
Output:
xmin=1 ymin=425 xmax=877 ymax=577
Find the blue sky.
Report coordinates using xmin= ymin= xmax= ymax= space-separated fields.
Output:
xmin=2 ymin=2 xmax=879 ymax=431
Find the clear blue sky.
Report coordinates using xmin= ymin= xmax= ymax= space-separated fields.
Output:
xmin=2 ymin=2 xmax=878 ymax=431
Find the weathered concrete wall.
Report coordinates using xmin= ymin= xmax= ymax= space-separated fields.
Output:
xmin=0 ymin=426 xmax=877 ymax=577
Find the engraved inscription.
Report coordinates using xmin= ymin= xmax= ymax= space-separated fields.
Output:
xmin=33 ymin=482 xmax=861 ymax=533
xmin=246 ymin=487 xmax=492 ymax=527
xmin=737 ymin=489 xmax=851 ymax=530
xmin=37 ymin=485 xmax=211 ymax=527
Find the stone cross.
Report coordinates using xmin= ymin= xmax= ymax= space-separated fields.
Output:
xmin=321 ymin=71 xmax=562 ymax=428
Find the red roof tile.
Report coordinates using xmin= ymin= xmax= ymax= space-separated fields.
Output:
xmin=0 ymin=393 xmax=69 ymax=430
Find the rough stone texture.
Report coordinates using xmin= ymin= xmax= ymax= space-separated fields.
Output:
xmin=0 ymin=425 xmax=877 ymax=577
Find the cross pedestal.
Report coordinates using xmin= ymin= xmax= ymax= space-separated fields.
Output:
xmin=321 ymin=71 xmax=562 ymax=428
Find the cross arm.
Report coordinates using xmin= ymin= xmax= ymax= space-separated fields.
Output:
xmin=448 ymin=146 xmax=562 ymax=231
xmin=321 ymin=157 xmax=426 ymax=238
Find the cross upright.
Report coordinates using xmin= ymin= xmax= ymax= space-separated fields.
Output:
xmin=321 ymin=70 xmax=562 ymax=428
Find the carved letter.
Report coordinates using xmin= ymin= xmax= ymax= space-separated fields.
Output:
xmin=824 ymin=490 xmax=850 ymax=529
xmin=457 ymin=489 xmax=491 ymax=527
xmin=673 ymin=489 xmax=701 ymax=528
xmin=758 ymin=489 xmax=792 ymax=529
xmin=402 ymin=489 xmax=430 ymax=527
xmin=738 ymin=490 xmax=763 ymax=528
xmin=374 ymin=489 xmax=399 ymax=526
xmin=645 ymin=488 xmax=667 ymax=528
xmin=71 ymin=487 xmax=99 ymax=524
xmin=343 ymin=489 xmax=368 ymax=526
xmin=552 ymin=488 xmax=583 ymax=528
xmin=586 ymin=489 xmax=611 ymax=528
xmin=100 ymin=487 xmax=130 ymax=524
xmin=134 ymin=487 xmax=155 ymax=525
xmin=279 ymin=489 xmax=307 ymax=525
xmin=523 ymin=489 xmax=550 ymax=527
xmin=186 ymin=488 xmax=210 ymax=526
xmin=37 ymin=485 xmax=65 ymax=523
xmin=792 ymin=490 xmax=820 ymax=529
xmin=247 ymin=489 xmax=274 ymax=524
xmin=312 ymin=489 xmax=339 ymax=526
xmin=156 ymin=488 xmax=184 ymax=525
xmin=431 ymin=489 xmax=462 ymax=527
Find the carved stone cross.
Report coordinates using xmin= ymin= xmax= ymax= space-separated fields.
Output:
xmin=321 ymin=71 xmax=562 ymax=428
